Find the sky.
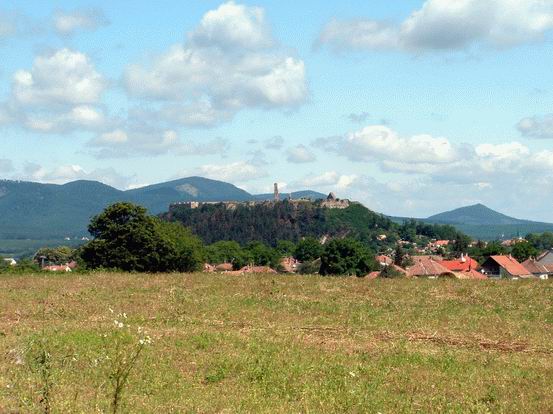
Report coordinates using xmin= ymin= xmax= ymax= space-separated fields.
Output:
xmin=2 ymin=0 xmax=553 ymax=221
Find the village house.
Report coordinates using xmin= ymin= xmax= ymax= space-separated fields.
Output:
xmin=536 ymin=250 xmax=553 ymax=266
xmin=427 ymin=240 xmax=450 ymax=250
xmin=406 ymin=257 xmax=451 ymax=278
xmin=521 ymin=258 xmax=551 ymax=280
xmin=439 ymin=254 xmax=479 ymax=273
xmin=481 ymin=255 xmax=533 ymax=279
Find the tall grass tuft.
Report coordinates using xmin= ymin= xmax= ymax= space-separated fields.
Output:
xmin=102 ymin=310 xmax=152 ymax=413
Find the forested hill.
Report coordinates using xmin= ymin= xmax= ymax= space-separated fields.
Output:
xmin=162 ymin=200 xmax=465 ymax=248
xmin=0 ymin=177 xmax=321 ymax=239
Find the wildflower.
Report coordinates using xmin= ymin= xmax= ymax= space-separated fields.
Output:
xmin=114 ymin=320 xmax=124 ymax=329
xmin=139 ymin=335 xmax=152 ymax=345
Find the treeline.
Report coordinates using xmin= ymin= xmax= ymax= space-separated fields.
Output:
xmin=2 ymin=203 xmax=379 ymax=276
xmin=163 ymin=201 xmax=467 ymax=250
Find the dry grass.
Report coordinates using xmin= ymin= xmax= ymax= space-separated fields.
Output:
xmin=0 ymin=272 xmax=552 ymax=413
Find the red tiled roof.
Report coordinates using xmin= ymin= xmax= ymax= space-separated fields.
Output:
xmin=407 ymin=257 xmax=451 ymax=277
xmin=522 ymin=259 xmax=550 ymax=275
xmin=439 ymin=257 xmax=480 ymax=272
xmin=454 ymin=269 xmax=488 ymax=280
xmin=490 ymin=256 xmax=532 ymax=277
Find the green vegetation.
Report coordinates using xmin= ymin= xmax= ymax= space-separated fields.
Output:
xmin=33 ymin=246 xmax=76 ymax=265
xmin=319 ymin=239 xmax=378 ymax=276
xmin=166 ymin=201 xmax=467 ymax=250
xmin=0 ymin=273 xmax=551 ymax=412
xmin=80 ymin=203 xmax=203 ymax=272
xmin=0 ymin=239 xmax=83 ymax=259
xmin=511 ymin=241 xmax=540 ymax=263
xmin=526 ymin=232 xmax=553 ymax=251
xmin=0 ymin=177 xmax=321 ymax=240
xmin=294 ymin=237 xmax=324 ymax=262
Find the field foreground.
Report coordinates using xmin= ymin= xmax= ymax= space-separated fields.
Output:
xmin=0 ymin=273 xmax=552 ymax=413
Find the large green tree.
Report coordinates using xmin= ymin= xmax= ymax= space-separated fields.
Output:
xmin=206 ymin=240 xmax=245 ymax=267
xmin=294 ymin=237 xmax=323 ymax=262
xmin=511 ymin=241 xmax=539 ymax=263
xmin=319 ymin=239 xmax=378 ymax=277
xmin=81 ymin=202 xmax=202 ymax=272
xmin=155 ymin=221 xmax=205 ymax=272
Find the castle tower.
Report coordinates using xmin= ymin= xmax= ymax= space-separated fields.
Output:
xmin=274 ymin=183 xmax=279 ymax=201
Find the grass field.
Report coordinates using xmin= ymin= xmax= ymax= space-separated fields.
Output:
xmin=0 ymin=273 xmax=552 ymax=413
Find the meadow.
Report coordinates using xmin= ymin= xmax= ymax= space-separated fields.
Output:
xmin=0 ymin=273 xmax=552 ymax=413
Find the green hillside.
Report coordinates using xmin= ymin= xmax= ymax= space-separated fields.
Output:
xmin=163 ymin=200 xmax=464 ymax=248
xmin=428 ymin=204 xmax=533 ymax=226
xmin=391 ymin=204 xmax=553 ymax=240
xmin=0 ymin=177 xmax=322 ymax=243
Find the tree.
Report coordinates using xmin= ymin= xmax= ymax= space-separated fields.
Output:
xmin=451 ymin=234 xmax=471 ymax=256
xmin=379 ymin=264 xmax=404 ymax=279
xmin=393 ymin=244 xmax=405 ymax=267
xmin=244 ymin=241 xmax=281 ymax=268
xmin=276 ymin=240 xmax=296 ymax=257
xmin=155 ymin=221 xmax=204 ymax=272
xmin=511 ymin=241 xmax=539 ymax=263
xmin=33 ymin=246 xmax=75 ymax=266
xmin=480 ymin=241 xmax=508 ymax=262
xmin=526 ymin=232 xmax=553 ymax=251
xmin=206 ymin=240 xmax=244 ymax=267
xmin=319 ymin=238 xmax=378 ymax=277
xmin=81 ymin=203 xmax=175 ymax=272
xmin=294 ymin=237 xmax=323 ymax=262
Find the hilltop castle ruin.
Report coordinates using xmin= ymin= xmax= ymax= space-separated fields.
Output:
xmin=168 ymin=182 xmax=350 ymax=212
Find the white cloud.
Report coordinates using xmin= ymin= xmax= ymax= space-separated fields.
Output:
xmin=318 ymin=0 xmax=553 ymax=53
xmin=89 ymin=125 xmax=230 ymax=158
xmin=21 ymin=163 xmax=132 ymax=189
xmin=0 ymin=48 xmax=115 ymax=134
xmin=297 ymin=171 xmax=358 ymax=190
xmin=315 ymin=123 xmax=553 ymax=220
xmin=517 ymin=114 xmax=553 ymax=139
xmin=23 ymin=105 xmax=110 ymax=133
xmin=53 ymin=8 xmax=109 ymax=36
xmin=197 ymin=161 xmax=267 ymax=182
xmin=286 ymin=144 xmax=316 ymax=163
xmin=190 ymin=1 xmax=273 ymax=50
xmin=124 ymin=1 xmax=307 ymax=127
xmin=13 ymin=48 xmax=106 ymax=106
xmin=317 ymin=125 xmax=460 ymax=165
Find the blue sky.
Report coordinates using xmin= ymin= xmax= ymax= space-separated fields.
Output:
xmin=2 ymin=0 xmax=553 ymax=221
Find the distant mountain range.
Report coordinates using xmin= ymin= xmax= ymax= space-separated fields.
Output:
xmin=392 ymin=203 xmax=553 ymax=240
xmin=1 ymin=175 xmax=552 ymax=244
xmin=0 ymin=177 xmax=326 ymax=240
